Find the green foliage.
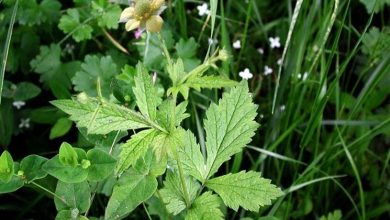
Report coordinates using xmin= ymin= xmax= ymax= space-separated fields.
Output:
xmin=92 ymin=0 xmax=121 ymax=29
xmin=54 ymin=181 xmax=91 ymax=213
xmin=319 ymin=210 xmax=342 ymax=220
xmin=58 ymin=9 xmax=93 ymax=42
xmin=185 ymin=192 xmax=224 ymax=220
xmin=361 ymin=27 xmax=390 ymax=65
xmin=359 ymin=0 xmax=390 ymax=13
xmin=105 ymin=151 xmax=160 ymax=220
xmin=0 ymin=163 xmax=24 ymax=194
xmin=20 ymin=155 xmax=48 ymax=183
xmin=59 ymin=142 xmax=79 ymax=167
xmin=51 ymin=97 xmax=151 ymax=134
xmin=50 ymin=118 xmax=73 ymax=139
xmin=73 ymin=55 xmax=118 ymax=98
xmin=133 ymin=62 xmax=162 ymax=120
xmin=206 ymin=171 xmax=284 ymax=211
xmin=0 ymin=151 xmax=14 ymax=183
xmin=43 ymin=154 xmax=89 ymax=183
xmin=19 ymin=0 xmax=62 ymax=26
xmin=86 ymin=148 xmax=116 ymax=181
xmin=204 ymin=81 xmax=258 ymax=178
xmin=11 ymin=82 xmax=41 ymax=101
xmin=159 ymin=171 xmax=200 ymax=215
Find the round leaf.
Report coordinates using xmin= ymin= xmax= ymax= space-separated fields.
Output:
xmin=87 ymin=149 xmax=116 ymax=181
xmin=20 ymin=155 xmax=48 ymax=182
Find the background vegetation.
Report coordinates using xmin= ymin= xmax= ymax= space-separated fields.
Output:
xmin=1 ymin=0 xmax=389 ymax=219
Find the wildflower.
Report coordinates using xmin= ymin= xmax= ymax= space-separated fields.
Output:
xmin=257 ymin=48 xmax=264 ymax=54
xmin=197 ymin=3 xmax=210 ymax=16
xmin=12 ymin=101 xmax=26 ymax=109
xmin=239 ymin=68 xmax=253 ymax=80
xmin=19 ymin=118 xmax=30 ymax=129
xmin=134 ymin=28 xmax=143 ymax=39
xmin=269 ymin=36 xmax=281 ymax=48
xmin=277 ymin=58 xmax=283 ymax=66
xmin=264 ymin=65 xmax=273 ymax=75
xmin=64 ymin=43 xmax=75 ymax=54
xmin=208 ymin=38 xmax=218 ymax=46
xmin=119 ymin=0 xmax=166 ymax=33
xmin=233 ymin=40 xmax=241 ymax=49
xmin=280 ymin=105 xmax=286 ymax=111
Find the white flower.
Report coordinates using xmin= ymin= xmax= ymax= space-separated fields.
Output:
xmin=208 ymin=38 xmax=218 ymax=45
xmin=277 ymin=58 xmax=283 ymax=66
xmin=264 ymin=65 xmax=273 ymax=75
xmin=12 ymin=101 xmax=26 ymax=109
xmin=280 ymin=105 xmax=286 ymax=111
xmin=19 ymin=118 xmax=30 ymax=129
xmin=233 ymin=40 xmax=241 ymax=49
xmin=257 ymin=48 xmax=264 ymax=54
xmin=269 ymin=36 xmax=281 ymax=48
xmin=197 ymin=3 xmax=210 ymax=16
xmin=239 ymin=68 xmax=253 ymax=80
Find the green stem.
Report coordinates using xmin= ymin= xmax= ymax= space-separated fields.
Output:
xmin=30 ymin=181 xmax=69 ymax=206
xmin=157 ymin=32 xmax=172 ymax=65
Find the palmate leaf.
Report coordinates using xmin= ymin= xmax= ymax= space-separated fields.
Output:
xmin=206 ymin=171 xmax=283 ymax=212
xmin=204 ymin=81 xmax=258 ymax=178
xmin=58 ymin=9 xmax=93 ymax=42
xmin=51 ymin=98 xmax=150 ymax=135
xmin=133 ymin=63 xmax=161 ymax=120
xmin=185 ymin=192 xmax=224 ymax=220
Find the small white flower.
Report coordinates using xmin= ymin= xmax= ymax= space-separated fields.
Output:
xmin=19 ymin=118 xmax=30 ymax=129
xmin=197 ymin=3 xmax=210 ymax=16
xmin=239 ymin=68 xmax=253 ymax=80
xmin=269 ymin=36 xmax=281 ymax=48
xmin=257 ymin=48 xmax=264 ymax=54
xmin=208 ymin=38 xmax=218 ymax=45
xmin=277 ymin=58 xmax=283 ymax=66
xmin=233 ymin=40 xmax=241 ymax=49
xmin=264 ymin=65 xmax=273 ymax=76
xmin=13 ymin=101 xmax=26 ymax=109
xmin=280 ymin=105 xmax=286 ymax=111
xmin=259 ymin=114 xmax=264 ymax=119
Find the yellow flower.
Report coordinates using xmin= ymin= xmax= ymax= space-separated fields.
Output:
xmin=119 ymin=0 xmax=166 ymax=33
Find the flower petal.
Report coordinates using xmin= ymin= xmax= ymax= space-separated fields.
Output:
xmin=119 ymin=7 xmax=135 ymax=23
xmin=146 ymin=15 xmax=163 ymax=33
xmin=125 ymin=19 xmax=141 ymax=31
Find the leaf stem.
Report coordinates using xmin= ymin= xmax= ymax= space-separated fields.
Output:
xmin=30 ymin=181 xmax=70 ymax=206
xmin=157 ymin=32 xmax=172 ymax=65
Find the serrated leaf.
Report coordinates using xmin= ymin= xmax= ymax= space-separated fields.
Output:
xmin=178 ymin=130 xmax=206 ymax=182
xmin=54 ymin=181 xmax=91 ymax=213
xmin=176 ymin=38 xmax=198 ymax=58
xmin=159 ymin=171 xmax=200 ymax=215
xmin=58 ymin=9 xmax=93 ymax=42
xmin=185 ymin=192 xmax=224 ymax=220
xmin=186 ymin=75 xmax=238 ymax=91
xmin=0 ymin=151 xmax=14 ymax=183
xmin=20 ymin=155 xmax=48 ymax=183
xmin=19 ymin=0 xmax=61 ymax=25
xmin=116 ymin=129 xmax=157 ymax=175
xmin=105 ymin=166 xmax=158 ymax=219
xmin=206 ymin=171 xmax=283 ymax=211
xmin=87 ymin=148 xmax=116 ymax=181
xmin=133 ymin=63 xmax=161 ymax=120
xmin=72 ymin=55 xmax=118 ymax=98
xmin=156 ymin=99 xmax=190 ymax=131
xmin=204 ymin=82 xmax=258 ymax=178
xmin=151 ymin=128 xmax=185 ymax=160
xmin=167 ymin=58 xmax=186 ymax=87
xmin=50 ymin=118 xmax=73 ymax=140
xmin=51 ymin=98 xmax=150 ymax=135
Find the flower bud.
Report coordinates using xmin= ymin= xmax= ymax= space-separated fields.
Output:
xmin=218 ymin=49 xmax=230 ymax=61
